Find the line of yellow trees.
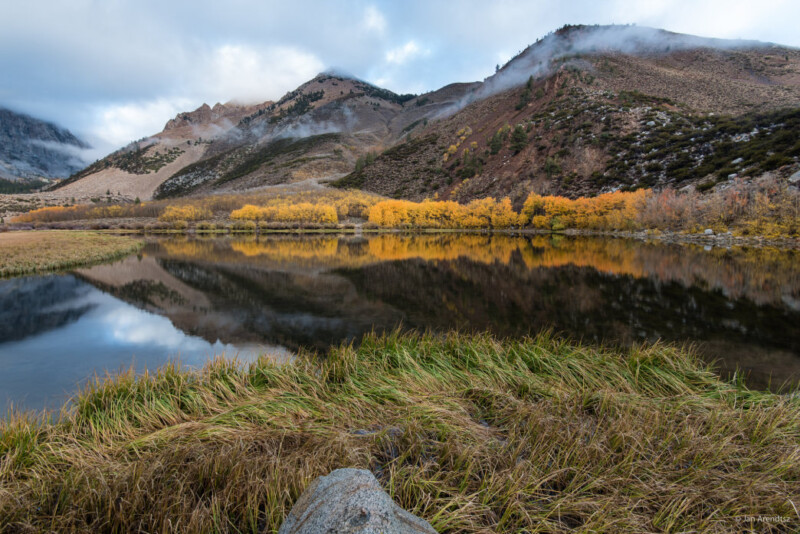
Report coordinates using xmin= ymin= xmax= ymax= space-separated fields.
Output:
xmin=365 ymin=190 xmax=649 ymax=230
xmin=12 ymin=177 xmax=796 ymax=235
xmin=231 ymin=203 xmax=338 ymax=224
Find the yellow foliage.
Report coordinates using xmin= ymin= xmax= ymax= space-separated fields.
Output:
xmin=231 ymin=203 xmax=338 ymax=225
xmin=368 ymin=197 xmax=519 ymax=229
xmin=159 ymin=205 xmax=211 ymax=222
xmin=230 ymin=205 xmax=264 ymax=221
xmin=12 ymin=206 xmax=80 ymax=223
xmin=521 ymin=189 xmax=650 ymax=230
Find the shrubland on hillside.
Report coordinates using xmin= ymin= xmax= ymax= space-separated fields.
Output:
xmin=44 ymin=25 xmax=800 ymax=210
xmin=335 ymin=25 xmax=800 ymax=204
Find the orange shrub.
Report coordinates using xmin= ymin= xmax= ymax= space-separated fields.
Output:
xmin=368 ymin=197 xmax=520 ymax=229
xmin=231 ymin=203 xmax=338 ymax=225
xmin=159 ymin=205 xmax=211 ymax=222
xmin=521 ymin=190 xmax=650 ymax=230
xmin=12 ymin=206 xmax=80 ymax=223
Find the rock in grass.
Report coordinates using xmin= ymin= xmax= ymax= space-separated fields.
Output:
xmin=277 ymin=468 xmax=437 ymax=534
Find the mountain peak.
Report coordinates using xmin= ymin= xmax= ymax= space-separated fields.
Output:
xmin=0 ymin=107 xmax=90 ymax=182
xmin=162 ymin=101 xmax=271 ymax=134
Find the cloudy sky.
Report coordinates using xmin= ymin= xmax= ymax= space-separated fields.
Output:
xmin=1 ymin=0 xmax=798 ymax=155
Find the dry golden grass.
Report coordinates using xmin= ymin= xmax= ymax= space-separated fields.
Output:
xmin=1 ymin=331 xmax=798 ymax=532
xmin=0 ymin=231 xmax=144 ymax=277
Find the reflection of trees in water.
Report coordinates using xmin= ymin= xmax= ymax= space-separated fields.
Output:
xmin=337 ymin=256 xmax=798 ymax=348
xmin=155 ymin=259 xmax=403 ymax=353
xmin=0 ymin=275 xmax=96 ymax=343
xmin=152 ymin=234 xmax=800 ymax=308
xmin=336 ymin=256 xmax=800 ymax=389
xmin=139 ymin=234 xmax=800 ymax=388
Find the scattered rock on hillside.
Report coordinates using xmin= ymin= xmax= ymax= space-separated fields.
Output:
xmin=277 ymin=468 xmax=437 ymax=534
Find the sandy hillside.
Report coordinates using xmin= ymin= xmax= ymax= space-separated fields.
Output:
xmin=56 ymin=143 xmax=208 ymax=200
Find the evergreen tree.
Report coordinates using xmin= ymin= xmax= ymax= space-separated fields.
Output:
xmin=510 ymin=124 xmax=528 ymax=153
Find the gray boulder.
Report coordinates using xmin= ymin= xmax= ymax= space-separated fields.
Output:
xmin=277 ymin=468 xmax=437 ymax=534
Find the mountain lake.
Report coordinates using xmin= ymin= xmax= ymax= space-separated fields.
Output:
xmin=1 ymin=233 xmax=799 ymax=412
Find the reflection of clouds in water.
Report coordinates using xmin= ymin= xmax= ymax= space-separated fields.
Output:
xmin=86 ymin=293 xmax=292 ymax=364
xmin=38 ymin=283 xmax=98 ymax=314
xmin=98 ymin=302 xmax=207 ymax=351
xmin=0 ymin=280 xmax=289 ymax=412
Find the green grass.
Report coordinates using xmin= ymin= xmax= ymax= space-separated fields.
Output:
xmin=0 ymin=230 xmax=144 ymax=277
xmin=1 ymin=331 xmax=798 ymax=532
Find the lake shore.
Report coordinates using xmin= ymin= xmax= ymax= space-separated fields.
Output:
xmin=1 ymin=331 xmax=798 ymax=532
xmin=3 ymin=222 xmax=800 ymax=252
xmin=562 ymin=228 xmax=800 ymax=250
xmin=0 ymin=230 xmax=144 ymax=277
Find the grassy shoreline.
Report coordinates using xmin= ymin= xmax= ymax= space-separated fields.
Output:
xmin=0 ymin=230 xmax=144 ymax=277
xmin=6 ymin=224 xmax=799 ymax=252
xmin=1 ymin=331 xmax=798 ymax=532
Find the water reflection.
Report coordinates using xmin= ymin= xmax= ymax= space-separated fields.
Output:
xmin=135 ymin=234 xmax=800 ymax=389
xmin=1 ymin=233 xmax=798 ymax=411
xmin=0 ymin=275 xmax=283 ymax=412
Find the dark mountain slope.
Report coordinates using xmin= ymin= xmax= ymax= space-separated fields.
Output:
xmin=333 ymin=25 xmax=800 ymax=202
xmin=0 ymin=107 xmax=90 ymax=191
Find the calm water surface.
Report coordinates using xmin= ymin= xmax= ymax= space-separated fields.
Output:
xmin=1 ymin=233 xmax=799 ymax=411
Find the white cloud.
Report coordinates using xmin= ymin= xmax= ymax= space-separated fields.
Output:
xmin=609 ymin=0 xmax=797 ymax=42
xmin=364 ymin=5 xmax=387 ymax=33
xmin=201 ymin=44 xmax=324 ymax=104
xmin=86 ymin=44 xmax=324 ymax=148
xmin=385 ymin=40 xmax=427 ymax=65
xmin=90 ymin=98 xmax=192 ymax=148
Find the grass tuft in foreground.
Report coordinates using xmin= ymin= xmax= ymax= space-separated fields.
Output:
xmin=0 ymin=230 xmax=144 ymax=277
xmin=1 ymin=331 xmax=798 ymax=532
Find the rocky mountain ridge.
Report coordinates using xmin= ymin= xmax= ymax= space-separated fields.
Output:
xmin=50 ymin=25 xmax=800 ymax=202
xmin=0 ymin=107 xmax=90 ymax=192
xmin=335 ymin=25 xmax=800 ymax=202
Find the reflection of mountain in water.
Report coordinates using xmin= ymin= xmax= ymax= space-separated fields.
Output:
xmin=0 ymin=275 xmax=96 ymax=343
xmin=155 ymin=259 xmax=403 ymax=351
xmin=77 ymin=252 xmax=403 ymax=353
xmin=75 ymin=235 xmax=800 ymax=389
xmin=336 ymin=257 xmax=800 ymax=388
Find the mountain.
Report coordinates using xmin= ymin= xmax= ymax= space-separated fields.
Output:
xmin=51 ymin=73 xmax=477 ymax=200
xmin=54 ymin=25 xmax=800 ymax=202
xmin=52 ymin=100 xmax=273 ymax=199
xmin=334 ymin=25 xmax=800 ymax=202
xmin=0 ymin=107 xmax=90 ymax=192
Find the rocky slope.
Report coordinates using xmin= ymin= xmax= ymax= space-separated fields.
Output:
xmin=48 ymin=73 xmax=481 ymax=200
xmin=51 ymin=101 xmax=270 ymax=200
xmin=0 ymin=107 xmax=90 ymax=192
xmin=51 ymin=25 xmax=800 ymax=203
xmin=334 ymin=25 xmax=800 ymax=202
xmin=50 ymin=74 xmax=474 ymax=200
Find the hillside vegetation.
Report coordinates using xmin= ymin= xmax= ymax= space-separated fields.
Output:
xmin=336 ymin=70 xmax=800 ymax=204
xmin=46 ymin=25 xmax=800 ymax=205
xmin=10 ymin=177 xmax=799 ymax=239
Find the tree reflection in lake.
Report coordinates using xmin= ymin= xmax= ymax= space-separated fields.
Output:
xmin=1 ymin=233 xmax=798 ymax=411
xmin=82 ymin=234 xmax=800 ymax=390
